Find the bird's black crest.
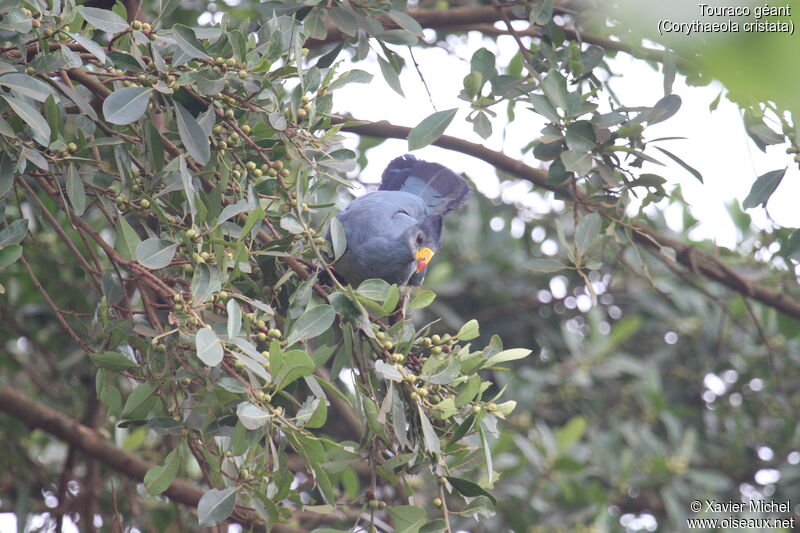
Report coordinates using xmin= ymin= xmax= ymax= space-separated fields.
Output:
xmin=380 ymin=154 xmax=472 ymax=215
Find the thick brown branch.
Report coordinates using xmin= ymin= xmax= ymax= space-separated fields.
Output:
xmin=0 ymin=386 xmax=307 ymax=533
xmin=334 ymin=117 xmax=800 ymax=320
xmin=306 ymin=5 xmax=677 ymax=67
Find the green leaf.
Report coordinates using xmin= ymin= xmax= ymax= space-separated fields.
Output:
xmin=446 ymin=476 xmax=497 ymax=506
xmin=329 ymin=69 xmax=373 ymax=91
xmin=172 ymin=24 xmax=209 ymax=59
xmin=66 ymin=164 xmax=86 ymax=216
xmin=78 ymin=6 xmax=130 ymax=33
xmin=457 ymin=319 xmax=480 ymax=340
xmin=0 ymin=73 xmax=57 ymax=102
xmin=421 ymin=354 xmax=460 ymax=385
xmin=103 ymin=87 xmax=151 ymax=126
xmin=377 ymin=55 xmax=404 ymax=97
xmin=1 ymin=95 xmax=50 ymax=141
xmin=542 ymin=69 xmax=569 ymax=111
xmin=144 ymin=449 xmax=180 ymax=496
xmin=408 ymin=109 xmax=457 ymax=151
xmin=575 ymin=212 xmax=601 ymax=256
xmin=374 ymin=360 xmax=403 ymax=382
xmin=226 ymin=299 xmax=241 ymax=339
xmin=417 ymin=404 xmax=441 ymax=455
xmin=356 ymin=279 xmax=392 ymax=301
xmin=561 ymin=150 xmax=593 ymax=177
xmin=409 ymin=290 xmax=436 ymax=309
xmin=121 ymin=383 xmax=157 ymax=418
xmin=742 ymin=168 xmax=786 ymax=209
xmin=175 ymin=103 xmax=210 ymax=166
xmin=329 ymin=217 xmax=347 ymax=261
xmin=565 ymin=120 xmax=596 ymax=153
xmin=555 ymin=416 xmax=587 ymax=453
xmin=653 ymin=146 xmax=703 ymax=183
xmin=389 ymin=505 xmax=428 ymax=533
xmin=66 ymin=31 xmax=108 ymax=64
xmin=236 ymin=401 xmax=271 ymax=429
xmin=528 ymin=258 xmax=567 ymax=273
xmin=530 ymin=0 xmax=553 ymax=24
xmin=484 ymin=348 xmax=532 ymax=367
xmin=274 ymin=349 xmax=315 ymax=392
xmin=287 ymin=304 xmax=335 ymax=346
xmin=377 ymin=29 xmax=417 ymax=46
xmin=197 ymin=487 xmax=237 ymax=526
xmin=470 ymin=48 xmax=496 ymax=82
xmin=0 ymin=244 xmax=22 ymax=269
xmin=196 ymin=327 xmax=224 ymax=367
xmin=89 ymin=351 xmax=136 ymax=371
xmin=0 ymin=219 xmax=28 ymax=247
xmin=463 ymin=71 xmax=483 ymax=99
xmin=135 ymin=238 xmax=177 ymax=269
xmin=388 ymin=10 xmax=424 ymax=36
xmin=114 ymin=216 xmax=140 ymax=260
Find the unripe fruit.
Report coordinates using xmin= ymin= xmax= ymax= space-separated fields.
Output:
xmin=241 ymin=124 xmax=251 ymax=134
xmin=433 ymin=497 xmax=443 ymax=508
xmin=257 ymin=332 xmax=267 ymax=342
xmin=268 ymin=328 xmax=282 ymax=339
xmin=238 ymin=69 xmax=248 ymax=79
xmin=297 ymin=108 xmax=307 ymax=119
xmin=139 ymin=199 xmax=150 ymax=209
xmin=431 ymin=346 xmax=443 ymax=355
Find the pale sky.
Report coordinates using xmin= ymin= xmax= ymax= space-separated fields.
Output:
xmin=334 ymin=29 xmax=799 ymax=250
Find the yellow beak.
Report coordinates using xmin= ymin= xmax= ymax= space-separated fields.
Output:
xmin=415 ymin=247 xmax=435 ymax=273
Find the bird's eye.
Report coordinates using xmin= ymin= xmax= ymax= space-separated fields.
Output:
xmin=415 ymin=233 xmax=424 ymax=247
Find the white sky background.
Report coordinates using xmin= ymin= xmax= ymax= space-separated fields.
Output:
xmin=333 ymin=27 xmax=800 ymax=249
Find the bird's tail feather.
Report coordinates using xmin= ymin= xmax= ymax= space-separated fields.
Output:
xmin=379 ymin=154 xmax=471 ymax=215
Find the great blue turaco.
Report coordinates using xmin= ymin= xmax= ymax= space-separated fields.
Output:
xmin=332 ymin=154 xmax=472 ymax=288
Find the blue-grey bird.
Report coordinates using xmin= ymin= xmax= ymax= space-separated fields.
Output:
xmin=333 ymin=154 xmax=471 ymax=287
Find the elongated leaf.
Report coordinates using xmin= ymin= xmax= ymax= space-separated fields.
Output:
xmin=0 ymin=219 xmax=29 ymax=247
xmin=529 ymin=258 xmax=568 ymax=273
xmin=121 ymin=383 xmax=157 ymax=417
xmin=175 ymin=102 xmax=210 ymax=165
xmin=484 ymin=348 xmax=532 ymax=367
xmin=78 ymin=6 xmax=129 ymax=33
xmin=0 ymin=73 xmax=56 ymax=102
xmin=274 ymin=349 xmax=315 ymax=392
xmin=226 ymin=299 xmax=241 ymax=339
xmin=408 ymin=109 xmax=457 ymax=151
xmin=89 ymin=351 xmax=136 ymax=371
xmin=654 ymin=146 xmax=703 ymax=183
xmin=144 ymin=449 xmax=180 ymax=496
xmin=172 ymin=24 xmax=210 ymax=59
xmin=561 ymin=150 xmax=592 ymax=177
xmin=197 ymin=487 xmax=237 ymax=526
xmin=329 ymin=217 xmax=347 ymax=261
xmin=417 ymin=404 xmax=441 ymax=455
xmin=287 ymin=304 xmax=335 ymax=345
xmin=2 ymin=95 xmax=50 ymax=141
xmin=178 ymin=155 xmax=197 ymax=219
xmin=66 ymin=31 xmax=108 ymax=64
xmin=0 ymin=244 xmax=22 ymax=269
xmin=742 ymin=168 xmax=786 ymax=209
xmin=115 ymin=216 xmax=140 ymax=260
xmin=377 ymin=55 xmax=404 ymax=96
xmin=389 ymin=505 xmax=428 ymax=533
xmin=575 ymin=212 xmax=601 ymax=256
xmin=196 ymin=327 xmax=224 ymax=366
xmin=446 ymin=477 xmax=497 ymax=506
xmin=66 ymin=164 xmax=86 ymax=216
xmin=103 ymin=87 xmax=151 ymax=125
xmin=136 ymin=238 xmax=177 ymax=269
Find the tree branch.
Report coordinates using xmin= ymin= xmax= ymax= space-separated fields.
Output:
xmin=306 ymin=5 xmax=677 ymax=67
xmin=0 ymin=386 xmax=307 ymax=533
xmin=333 ymin=117 xmax=800 ymax=320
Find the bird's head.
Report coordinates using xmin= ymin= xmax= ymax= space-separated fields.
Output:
xmin=407 ymin=215 xmax=442 ymax=274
